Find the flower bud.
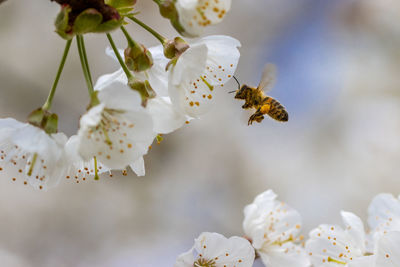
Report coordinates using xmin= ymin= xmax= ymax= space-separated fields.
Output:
xmin=124 ymin=43 xmax=153 ymax=72
xmin=163 ymin=37 xmax=189 ymax=59
xmin=28 ymin=108 xmax=59 ymax=134
xmin=128 ymin=78 xmax=156 ymax=107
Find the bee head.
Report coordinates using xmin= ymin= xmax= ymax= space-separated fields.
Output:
xmin=234 ymin=85 xmax=250 ymax=100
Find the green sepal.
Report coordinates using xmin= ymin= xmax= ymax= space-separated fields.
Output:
xmin=27 ymin=108 xmax=45 ymax=128
xmin=44 ymin=113 xmax=59 ymax=134
xmin=93 ymin=18 xmax=123 ymax=33
xmin=128 ymin=78 xmax=156 ymax=107
xmin=163 ymin=36 xmax=189 ymax=59
xmin=27 ymin=108 xmax=59 ymax=134
xmin=117 ymin=7 xmax=134 ymax=16
xmin=106 ymin=0 xmax=136 ymax=9
xmin=73 ymin=8 xmax=103 ymax=35
xmin=55 ymin=5 xmax=73 ymax=40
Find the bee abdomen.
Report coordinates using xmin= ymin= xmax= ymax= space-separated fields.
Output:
xmin=266 ymin=97 xmax=289 ymax=122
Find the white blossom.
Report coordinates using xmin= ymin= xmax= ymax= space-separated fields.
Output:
xmin=174 ymin=232 xmax=254 ymax=267
xmin=243 ymin=190 xmax=310 ymax=267
xmin=169 ymin=35 xmax=240 ymax=117
xmin=0 ymin=118 xmax=67 ymax=190
xmin=305 ymin=211 xmax=367 ymax=266
xmin=77 ymin=93 xmax=155 ymax=171
xmin=175 ymin=0 xmax=232 ymax=37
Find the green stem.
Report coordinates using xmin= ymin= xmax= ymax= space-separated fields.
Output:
xmin=120 ymin=25 xmax=135 ymax=47
xmin=106 ymin=33 xmax=133 ymax=79
xmin=42 ymin=39 xmax=72 ymax=111
xmin=76 ymin=35 xmax=94 ymax=95
xmin=152 ymin=0 xmax=162 ymax=4
xmin=127 ymin=15 xmax=167 ymax=45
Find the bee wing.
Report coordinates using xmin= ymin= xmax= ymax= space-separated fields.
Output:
xmin=257 ymin=63 xmax=277 ymax=92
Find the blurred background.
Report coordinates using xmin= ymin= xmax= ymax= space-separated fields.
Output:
xmin=0 ymin=0 xmax=400 ymax=266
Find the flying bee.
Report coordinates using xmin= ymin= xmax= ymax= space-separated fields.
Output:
xmin=231 ymin=63 xmax=288 ymax=125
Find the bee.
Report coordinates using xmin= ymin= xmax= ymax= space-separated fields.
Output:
xmin=232 ymin=63 xmax=288 ymax=125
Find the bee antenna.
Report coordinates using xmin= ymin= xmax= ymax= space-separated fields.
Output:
xmin=233 ymin=76 xmax=241 ymax=89
xmin=228 ymin=90 xmax=236 ymax=94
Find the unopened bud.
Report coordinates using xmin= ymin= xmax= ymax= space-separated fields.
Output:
xmin=163 ymin=37 xmax=189 ymax=59
xmin=124 ymin=43 xmax=153 ymax=72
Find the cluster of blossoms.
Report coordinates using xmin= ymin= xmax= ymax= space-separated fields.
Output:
xmin=175 ymin=190 xmax=400 ymax=267
xmin=0 ymin=0 xmax=238 ymax=190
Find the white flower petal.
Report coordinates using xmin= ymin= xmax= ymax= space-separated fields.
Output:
xmin=341 ymin=211 xmax=366 ymax=253
xmin=259 ymin=243 xmax=310 ymax=267
xmin=0 ymin=120 xmax=67 ymax=190
xmin=306 ymin=224 xmax=364 ymax=267
xmin=368 ymin=193 xmax=400 ymax=241
xmin=129 ymin=156 xmax=145 ymax=176
xmin=243 ymin=190 xmax=303 ymax=250
xmin=171 ymin=43 xmax=208 ymax=85
xmin=174 ymin=247 xmax=195 ymax=267
xmin=375 ymin=231 xmax=400 ymax=267
xmin=78 ymin=105 xmax=155 ymax=169
xmin=192 ymin=232 xmax=254 ymax=267
xmin=94 ymin=68 xmax=126 ymax=91
xmin=147 ymin=97 xmax=187 ymax=134
xmin=176 ymin=0 xmax=232 ymax=36
xmin=97 ymin=79 xmax=142 ymax=111
xmin=348 ymin=255 xmax=377 ymax=267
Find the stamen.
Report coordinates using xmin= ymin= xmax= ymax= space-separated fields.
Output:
xmin=93 ymin=156 xmax=99 ymax=180
xmin=200 ymin=76 xmax=214 ymax=91
xmin=27 ymin=153 xmax=38 ymax=176
xmin=328 ymin=257 xmax=346 ymax=265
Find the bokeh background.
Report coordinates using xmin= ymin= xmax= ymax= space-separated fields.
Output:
xmin=0 ymin=0 xmax=400 ymax=266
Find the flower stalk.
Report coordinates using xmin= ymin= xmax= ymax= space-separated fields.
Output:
xmin=76 ymin=35 xmax=94 ymax=96
xmin=106 ymin=33 xmax=133 ymax=80
xmin=126 ymin=15 xmax=167 ymax=45
xmin=42 ymin=39 xmax=72 ymax=111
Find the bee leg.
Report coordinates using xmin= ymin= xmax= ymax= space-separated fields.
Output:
xmin=248 ymin=110 xmax=264 ymax=125
xmin=242 ymin=103 xmax=252 ymax=109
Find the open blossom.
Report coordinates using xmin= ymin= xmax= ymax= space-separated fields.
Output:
xmin=0 ymin=118 xmax=67 ymax=190
xmin=243 ymin=190 xmax=310 ymax=267
xmin=169 ymin=35 xmax=240 ymax=117
xmin=176 ymin=0 xmax=232 ymax=37
xmin=77 ymin=93 xmax=155 ymax=171
xmin=305 ymin=211 xmax=368 ymax=266
xmin=174 ymin=232 xmax=255 ymax=267
xmin=82 ymin=47 xmax=189 ymax=175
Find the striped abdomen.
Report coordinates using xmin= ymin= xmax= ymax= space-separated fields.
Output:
xmin=261 ymin=97 xmax=289 ymax=122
